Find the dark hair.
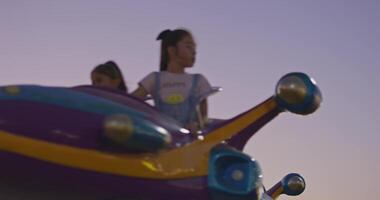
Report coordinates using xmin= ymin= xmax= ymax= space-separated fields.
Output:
xmin=91 ymin=60 xmax=128 ymax=92
xmin=156 ymin=29 xmax=192 ymax=71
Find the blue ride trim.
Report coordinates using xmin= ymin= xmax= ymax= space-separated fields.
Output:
xmin=208 ymin=145 xmax=262 ymax=199
xmin=281 ymin=173 xmax=306 ymax=196
xmin=0 ymin=85 xmax=146 ymax=117
xmin=275 ymin=72 xmax=318 ymax=114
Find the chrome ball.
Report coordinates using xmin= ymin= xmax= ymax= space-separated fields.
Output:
xmin=104 ymin=114 xmax=134 ymax=143
xmin=281 ymin=173 xmax=306 ymax=196
xmin=275 ymin=72 xmax=322 ymax=115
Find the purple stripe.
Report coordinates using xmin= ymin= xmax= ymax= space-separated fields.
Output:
xmin=0 ymin=99 xmax=192 ymax=149
xmin=0 ymin=100 xmax=103 ymax=149
xmin=0 ymin=151 xmax=210 ymax=199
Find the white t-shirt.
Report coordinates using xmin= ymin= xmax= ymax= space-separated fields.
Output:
xmin=139 ymin=71 xmax=212 ymax=105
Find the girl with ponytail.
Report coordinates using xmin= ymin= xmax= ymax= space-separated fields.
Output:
xmin=132 ymin=28 xmax=212 ymax=133
xmin=91 ymin=60 xmax=128 ymax=92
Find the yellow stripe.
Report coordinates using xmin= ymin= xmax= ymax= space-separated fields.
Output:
xmin=0 ymin=98 xmax=278 ymax=179
xmin=271 ymin=186 xmax=284 ymax=199
xmin=201 ymin=98 xmax=277 ymax=144
xmin=155 ymin=97 xmax=278 ymax=176
xmin=0 ymin=131 xmax=159 ymax=177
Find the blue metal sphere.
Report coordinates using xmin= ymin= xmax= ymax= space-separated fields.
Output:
xmin=275 ymin=72 xmax=322 ymax=115
xmin=281 ymin=173 xmax=306 ymax=196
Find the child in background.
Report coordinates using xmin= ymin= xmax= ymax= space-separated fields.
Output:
xmin=91 ymin=61 xmax=128 ymax=92
xmin=132 ymin=28 xmax=212 ymax=133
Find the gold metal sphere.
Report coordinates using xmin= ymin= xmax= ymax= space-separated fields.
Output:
xmin=286 ymin=175 xmax=306 ymax=193
xmin=276 ymin=76 xmax=307 ymax=104
xmin=4 ymin=86 xmax=21 ymax=95
xmin=104 ymin=115 xmax=134 ymax=142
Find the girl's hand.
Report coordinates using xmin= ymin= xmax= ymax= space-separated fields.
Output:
xmin=185 ymin=122 xmax=199 ymax=136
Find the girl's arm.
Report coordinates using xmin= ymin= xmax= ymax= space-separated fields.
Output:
xmin=200 ymin=99 xmax=208 ymax=122
xmin=131 ymin=86 xmax=149 ymax=100
xmin=198 ymin=99 xmax=208 ymax=129
xmin=187 ymin=99 xmax=208 ymax=134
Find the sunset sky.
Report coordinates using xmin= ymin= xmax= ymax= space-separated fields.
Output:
xmin=1 ymin=1 xmax=379 ymax=199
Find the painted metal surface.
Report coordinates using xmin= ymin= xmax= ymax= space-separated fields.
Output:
xmin=0 ymin=72 xmax=321 ymax=200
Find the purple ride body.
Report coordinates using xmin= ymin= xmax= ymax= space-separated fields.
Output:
xmin=0 ymin=72 xmax=321 ymax=200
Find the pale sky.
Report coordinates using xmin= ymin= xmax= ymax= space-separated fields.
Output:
xmin=1 ymin=1 xmax=379 ymax=199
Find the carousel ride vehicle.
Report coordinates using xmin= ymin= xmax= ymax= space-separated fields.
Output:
xmin=0 ymin=72 xmax=321 ymax=200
